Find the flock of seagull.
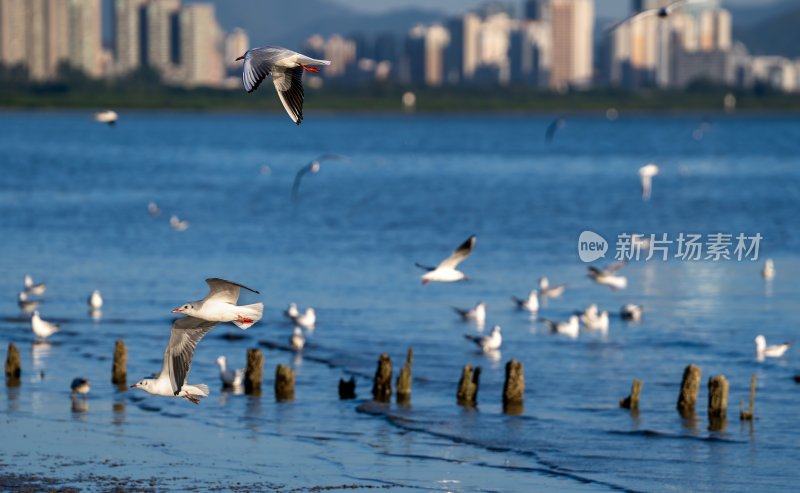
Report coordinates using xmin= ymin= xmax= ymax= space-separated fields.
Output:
xmin=20 ymin=30 xmax=794 ymax=406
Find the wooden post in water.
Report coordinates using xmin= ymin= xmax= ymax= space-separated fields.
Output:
xmin=5 ymin=342 xmax=21 ymax=387
xmin=371 ymin=352 xmax=392 ymax=403
xmin=396 ymin=348 xmax=413 ymax=405
xmin=244 ymin=348 xmax=263 ymax=395
xmin=338 ymin=377 xmax=356 ymax=400
xmin=620 ymin=379 xmax=642 ymax=410
xmin=740 ymin=374 xmax=757 ymax=421
xmin=457 ymin=365 xmax=481 ymax=407
xmin=677 ymin=364 xmax=701 ymax=418
xmin=111 ymin=339 xmax=127 ymax=387
xmin=274 ymin=365 xmax=295 ymax=401
xmin=708 ymin=374 xmax=729 ymax=431
xmin=503 ymin=359 xmax=524 ymax=415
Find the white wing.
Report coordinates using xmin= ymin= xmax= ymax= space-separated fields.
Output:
xmin=438 ymin=235 xmax=477 ymax=270
xmin=273 ymin=66 xmax=305 ymax=125
xmin=203 ymin=278 xmax=259 ymax=304
xmin=159 ymin=317 xmax=219 ymax=394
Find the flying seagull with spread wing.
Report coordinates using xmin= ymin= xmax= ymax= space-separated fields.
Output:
xmin=236 ymin=46 xmax=331 ymax=125
xmin=291 ymin=154 xmax=349 ymax=202
xmin=416 ymin=235 xmax=477 ymax=285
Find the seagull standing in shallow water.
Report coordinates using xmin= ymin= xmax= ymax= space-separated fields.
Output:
xmin=538 ymin=277 xmax=566 ymax=300
xmin=416 ymin=235 xmax=477 ymax=285
xmin=755 ymin=335 xmax=792 ymax=360
xmin=512 ymin=290 xmax=539 ymax=313
xmin=453 ymin=301 xmax=486 ymax=327
xmin=464 ymin=326 xmax=502 ymax=352
xmin=639 ymin=163 xmax=660 ymax=201
xmin=236 ymin=46 xmax=331 ymax=125
xmin=216 ymin=356 xmax=244 ymax=387
xmin=542 ymin=316 xmax=580 ymax=339
xmin=172 ymin=278 xmax=264 ymax=330
xmin=24 ymin=274 xmax=46 ymax=296
xmin=292 ymin=308 xmax=316 ymax=329
xmin=131 ymin=317 xmax=218 ymax=404
xmin=762 ymin=259 xmax=775 ymax=281
xmin=31 ymin=311 xmax=59 ymax=340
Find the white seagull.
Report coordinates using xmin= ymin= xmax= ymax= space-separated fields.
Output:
xmin=236 ymin=46 xmax=331 ymax=125
xmin=131 ymin=316 xmax=218 ymax=404
xmin=542 ymin=315 xmax=580 ymax=339
xmin=292 ymin=307 xmax=316 ymax=329
xmin=147 ymin=201 xmax=161 ymax=216
xmin=755 ymin=335 xmax=792 ymax=359
xmin=24 ymin=274 xmax=46 ymax=296
xmin=88 ymin=290 xmax=103 ymax=310
xmin=291 ymin=327 xmax=306 ymax=351
xmin=621 ymin=304 xmax=644 ymax=321
xmin=578 ymin=305 xmax=609 ymax=331
xmin=284 ymin=302 xmax=300 ymax=320
xmin=71 ymin=378 xmax=91 ymax=398
xmin=512 ymin=290 xmax=539 ymax=313
xmin=18 ymin=291 xmax=41 ymax=313
xmin=538 ymin=277 xmax=566 ymax=299
xmin=452 ymin=301 xmax=486 ymax=327
xmin=31 ymin=311 xmax=59 ymax=340
xmin=587 ymin=261 xmax=628 ymax=290
xmin=416 ymin=235 xmax=477 ymax=285
xmin=291 ymin=154 xmax=349 ymax=202
xmin=169 ymin=215 xmax=189 ymax=232
xmin=464 ymin=325 xmax=502 ymax=352
xmin=94 ymin=110 xmax=118 ymax=126
xmin=216 ymin=355 xmax=244 ymax=387
xmin=606 ymin=0 xmax=706 ymax=32
xmin=639 ymin=163 xmax=660 ymax=201
xmin=762 ymin=259 xmax=775 ymax=281
xmin=172 ymin=278 xmax=264 ymax=330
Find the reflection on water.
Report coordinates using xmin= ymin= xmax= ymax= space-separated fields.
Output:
xmin=31 ymin=341 xmax=52 ymax=373
xmin=90 ymin=309 xmax=102 ymax=321
xmin=5 ymin=386 xmax=20 ymax=412
xmin=71 ymin=396 xmax=89 ymax=415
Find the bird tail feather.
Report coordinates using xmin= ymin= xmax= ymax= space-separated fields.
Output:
xmin=232 ymin=303 xmax=264 ymax=330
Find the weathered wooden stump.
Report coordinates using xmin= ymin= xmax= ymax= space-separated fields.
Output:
xmin=620 ymin=379 xmax=642 ymax=410
xmin=396 ymin=348 xmax=413 ymax=405
xmin=111 ymin=339 xmax=127 ymax=387
xmin=274 ymin=365 xmax=295 ymax=401
xmin=740 ymin=374 xmax=757 ymax=421
xmin=503 ymin=359 xmax=524 ymax=415
xmin=457 ymin=365 xmax=481 ymax=407
xmin=5 ymin=342 xmax=21 ymax=387
xmin=244 ymin=348 xmax=263 ymax=395
xmin=708 ymin=374 xmax=729 ymax=431
xmin=371 ymin=352 xmax=392 ymax=403
xmin=677 ymin=364 xmax=701 ymax=418
xmin=338 ymin=377 xmax=356 ymax=400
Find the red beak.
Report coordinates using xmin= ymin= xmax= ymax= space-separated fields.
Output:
xmin=235 ymin=56 xmax=244 ymax=61
xmin=171 ymin=308 xmax=183 ymax=313
xmin=130 ymin=383 xmax=137 ymax=388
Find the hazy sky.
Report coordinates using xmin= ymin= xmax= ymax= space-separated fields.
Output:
xmin=332 ymin=0 xmax=780 ymax=17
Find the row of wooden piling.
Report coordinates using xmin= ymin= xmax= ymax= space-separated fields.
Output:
xmin=620 ymin=363 xmax=759 ymax=430
xmin=5 ymin=341 xmax=759 ymax=426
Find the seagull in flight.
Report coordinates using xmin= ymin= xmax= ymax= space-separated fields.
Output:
xmin=606 ymin=0 xmax=708 ymax=32
xmin=236 ymin=46 xmax=331 ymax=125
xmin=172 ymin=278 xmax=264 ymax=330
xmin=587 ymin=261 xmax=627 ymax=290
xmin=291 ymin=154 xmax=349 ymax=202
xmin=416 ymin=235 xmax=477 ymax=285
xmin=24 ymin=274 xmax=46 ymax=296
xmin=545 ymin=116 xmax=566 ymax=144
xmin=131 ymin=316 xmax=219 ymax=404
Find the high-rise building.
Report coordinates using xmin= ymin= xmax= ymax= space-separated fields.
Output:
xmin=68 ymin=0 xmax=103 ymax=78
xmin=444 ymin=13 xmax=480 ymax=84
xmin=224 ymin=27 xmax=248 ymax=70
xmin=406 ymin=24 xmax=449 ymax=86
xmin=26 ymin=0 xmax=48 ymax=79
xmin=45 ymin=0 xmax=70 ymax=76
xmin=322 ymin=35 xmax=357 ymax=78
xmin=145 ymin=0 xmax=180 ymax=72
xmin=524 ymin=0 xmax=550 ymax=21
xmin=0 ymin=0 xmax=29 ymax=67
xmin=479 ymin=12 xmax=513 ymax=84
xmin=510 ymin=20 xmax=551 ymax=86
xmin=550 ymin=0 xmax=594 ymax=90
xmin=114 ymin=0 xmax=148 ymax=73
xmin=177 ymin=3 xmax=223 ymax=86
xmin=631 ymin=0 xmax=671 ymax=13
xmin=699 ymin=8 xmax=731 ymax=52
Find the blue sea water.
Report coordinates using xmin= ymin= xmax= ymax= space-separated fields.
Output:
xmin=0 ymin=111 xmax=799 ymax=492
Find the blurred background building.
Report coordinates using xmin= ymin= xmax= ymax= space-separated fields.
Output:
xmin=0 ymin=0 xmax=797 ymax=93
